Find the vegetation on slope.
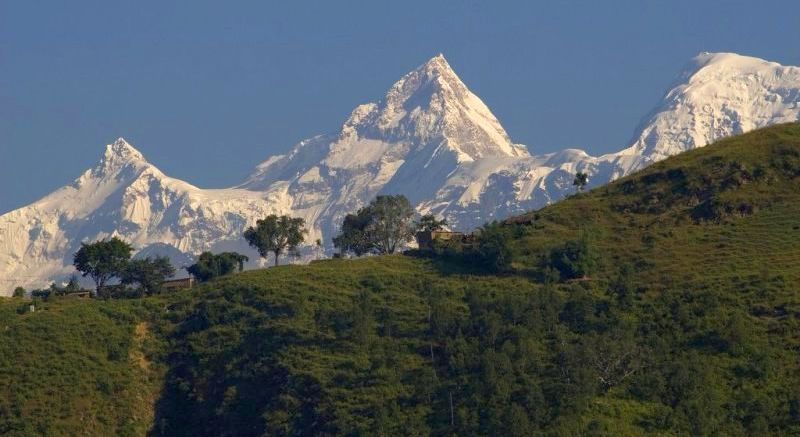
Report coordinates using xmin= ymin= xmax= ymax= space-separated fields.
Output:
xmin=0 ymin=298 xmax=165 ymax=436
xmin=506 ymin=122 xmax=800 ymax=286
xmin=1 ymin=123 xmax=800 ymax=435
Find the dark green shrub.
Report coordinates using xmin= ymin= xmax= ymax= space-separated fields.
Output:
xmin=547 ymin=231 xmax=598 ymax=280
xmin=472 ymin=223 xmax=514 ymax=273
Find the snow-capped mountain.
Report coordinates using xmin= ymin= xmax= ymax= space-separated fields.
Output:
xmin=238 ymin=54 xmax=530 ymax=241
xmin=1 ymin=52 xmax=798 ymax=291
xmin=0 ymin=140 xmax=291 ymax=288
xmin=417 ymin=52 xmax=800 ymax=223
xmin=622 ymin=52 xmax=800 ymax=165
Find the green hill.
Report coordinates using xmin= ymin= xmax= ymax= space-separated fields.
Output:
xmin=0 ymin=298 xmax=163 ymax=436
xmin=2 ymin=123 xmax=800 ymax=436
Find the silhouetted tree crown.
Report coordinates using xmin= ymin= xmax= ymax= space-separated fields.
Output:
xmin=370 ymin=195 xmax=416 ymax=254
xmin=333 ymin=209 xmax=373 ymax=256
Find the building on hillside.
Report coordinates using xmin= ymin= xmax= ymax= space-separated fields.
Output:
xmin=416 ymin=230 xmax=465 ymax=250
xmin=64 ymin=291 xmax=92 ymax=298
xmin=161 ymin=277 xmax=195 ymax=291
xmin=504 ymin=214 xmax=535 ymax=225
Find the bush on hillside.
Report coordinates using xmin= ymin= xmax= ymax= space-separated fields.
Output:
xmin=471 ymin=222 xmax=514 ymax=273
xmin=186 ymin=251 xmax=249 ymax=282
xmin=546 ymin=230 xmax=598 ymax=280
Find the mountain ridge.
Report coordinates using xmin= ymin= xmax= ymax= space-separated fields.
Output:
xmin=2 ymin=52 xmax=799 ymax=290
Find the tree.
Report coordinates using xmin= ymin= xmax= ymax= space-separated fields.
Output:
xmin=473 ymin=222 xmax=514 ymax=273
xmin=314 ymin=238 xmax=323 ymax=260
xmin=334 ymin=195 xmax=416 ymax=256
xmin=121 ymin=256 xmax=176 ymax=295
xmin=73 ymin=237 xmax=133 ymax=295
xmin=12 ymin=287 xmax=25 ymax=298
xmin=368 ymin=195 xmax=416 ymax=254
xmin=333 ymin=209 xmax=374 ymax=256
xmin=244 ymin=215 xmax=307 ymax=266
xmin=581 ymin=326 xmax=643 ymax=392
xmin=416 ymin=214 xmax=448 ymax=233
xmin=186 ymin=252 xmax=249 ymax=282
xmin=573 ymin=171 xmax=589 ymax=193
xmin=64 ymin=275 xmax=81 ymax=293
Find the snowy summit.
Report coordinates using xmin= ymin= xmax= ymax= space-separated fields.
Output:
xmin=1 ymin=52 xmax=799 ymax=290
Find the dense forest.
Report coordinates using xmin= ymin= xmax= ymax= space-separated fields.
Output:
xmin=2 ymin=124 xmax=800 ymax=436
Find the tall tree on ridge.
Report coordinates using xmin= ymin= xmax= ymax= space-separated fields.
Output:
xmin=73 ymin=237 xmax=132 ymax=296
xmin=366 ymin=195 xmax=416 ymax=254
xmin=244 ymin=215 xmax=306 ymax=266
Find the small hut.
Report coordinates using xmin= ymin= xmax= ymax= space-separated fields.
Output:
xmin=416 ymin=230 xmax=465 ymax=250
xmin=161 ymin=277 xmax=195 ymax=291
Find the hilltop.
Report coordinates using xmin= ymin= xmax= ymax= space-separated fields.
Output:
xmin=2 ymin=124 xmax=800 ymax=435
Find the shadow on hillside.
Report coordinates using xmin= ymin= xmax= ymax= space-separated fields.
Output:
xmin=403 ymin=249 xmax=543 ymax=281
xmin=147 ymin=334 xmax=288 ymax=436
xmin=146 ymin=295 xmax=330 ymax=436
xmin=402 ymin=249 xmax=480 ymax=275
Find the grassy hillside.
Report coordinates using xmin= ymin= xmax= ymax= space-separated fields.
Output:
xmin=1 ymin=123 xmax=800 ymax=436
xmin=0 ymin=298 xmax=164 ymax=436
xmin=508 ymin=122 xmax=800 ymax=289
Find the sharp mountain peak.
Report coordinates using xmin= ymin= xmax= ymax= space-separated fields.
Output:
xmin=3 ymin=52 xmax=800 ymax=290
xmin=88 ymin=137 xmax=156 ymax=182
xmin=102 ymin=138 xmax=146 ymax=164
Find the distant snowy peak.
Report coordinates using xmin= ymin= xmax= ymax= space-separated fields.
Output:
xmin=628 ymin=52 xmax=800 ymax=162
xmin=3 ymin=51 xmax=799 ymax=292
xmin=74 ymin=138 xmax=159 ymax=187
xmin=341 ymin=53 xmax=528 ymax=162
xmin=0 ymin=137 xmax=290 ymax=291
xmin=98 ymin=138 xmax=148 ymax=169
xmin=242 ymin=54 xmax=529 ymax=192
xmin=106 ymin=137 xmax=145 ymax=160
xmin=234 ymin=53 xmax=538 ymax=247
xmin=689 ymin=52 xmax=790 ymax=78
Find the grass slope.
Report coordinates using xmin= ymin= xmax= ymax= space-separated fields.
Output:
xmin=1 ymin=123 xmax=799 ymax=436
xmin=510 ymin=122 xmax=800 ymax=289
xmin=0 ymin=298 xmax=164 ymax=436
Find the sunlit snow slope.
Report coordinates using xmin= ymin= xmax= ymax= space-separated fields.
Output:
xmin=1 ymin=52 xmax=798 ymax=291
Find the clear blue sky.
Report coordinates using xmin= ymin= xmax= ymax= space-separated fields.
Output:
xmin=2 ymin=0 xmax=799 ymax=213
